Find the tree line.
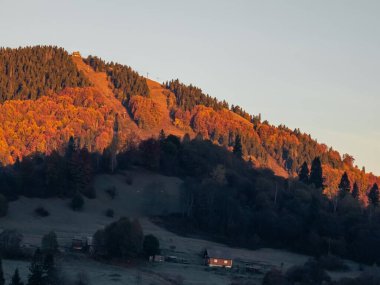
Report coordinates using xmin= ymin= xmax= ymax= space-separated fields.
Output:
xmin=1 ymin=130 xmax=380 ymax=265
xmin=84 ymin=55 xmax=150 ymax=105
xmin=0 ymin=46 xmax=90 ymax=102
xmin=117 ymin=131 xmax=380 ymax=265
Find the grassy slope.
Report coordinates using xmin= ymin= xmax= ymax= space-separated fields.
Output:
xmin=0 ymin=171 xmax=367 ymax=284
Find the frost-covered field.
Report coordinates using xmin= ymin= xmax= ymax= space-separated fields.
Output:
xmin=0 ymin=170 xmax=367 ymax=284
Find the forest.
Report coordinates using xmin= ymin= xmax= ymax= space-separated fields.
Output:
xmin=84 ymin=55 xmax=149 ymax=104
xmin=0 ymin=45 xmax=378 ymax=226
xmin=1 ymin=131 xmax=380 ymax=266
xmin=0 ymin=46 xmax=90 ymax=102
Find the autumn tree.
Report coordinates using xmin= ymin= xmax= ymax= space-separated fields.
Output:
xmin=309 ymin=157 xmax=324 ymax=189
xmin=298 ymin=162 xmax=309 ymax=184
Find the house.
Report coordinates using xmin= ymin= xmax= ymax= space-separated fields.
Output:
xmin=72 ymin=51 xmax=81 ymax=57
xmin=71 ymin=236 xmax=85 ymax=251
xmin=204 ymin=248 xmax=233 ymax=268
xmin=149 ymin=255 xmax=165 ymax=263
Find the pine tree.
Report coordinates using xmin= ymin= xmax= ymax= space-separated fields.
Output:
xmin=43 ymin=254 xmax=57 ymax=285
xmin=27 ymin=249 xmax=45 ymax=285
xmin=309 ymin=157 xmax=324 ymax=189
xmin=10 ymin=269 xmax=23 ymax=285
xmin=298 ymin=162 xmax=309 ymax=184
xmin=159 ymin=129 xmax=166 ymax=141
xmin=368 ymin=183 xmax=379 ymax=207
xmin=0 ymin=258 xmax=4 ymax=285
xmin=352 ymin=182 xmax=359 ymax=200
xmin=233 ymin=135 xmax=243 ymax=157
xmin=338 ymin=172 xmax=351 ymax=197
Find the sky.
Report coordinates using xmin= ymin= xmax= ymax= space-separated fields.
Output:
xmin=0 ymin=0 xmax=379 ymax=174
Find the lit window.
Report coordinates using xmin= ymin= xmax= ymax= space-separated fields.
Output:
xmin=214 ymin=259 xmax=218 ymax=263
xmin=224 ymin=260 xmax=228 ymax=264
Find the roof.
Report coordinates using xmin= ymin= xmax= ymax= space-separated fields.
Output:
xmin=205 ymin=248 xmax=233 ymax=260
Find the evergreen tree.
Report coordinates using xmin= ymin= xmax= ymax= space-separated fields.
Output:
xmin=309 ymin=157 xmax=324 ymax=189
xmin=298 ymin=162 xmax=309 ymax=184
xmin=352 ymin=182 xmax=359 ymax=199
xmin=0 ymin=258 xmax=4 ymax=285
xmin=143 ymin=234 xmax=160 ymax=257
xmin=27 ymin=250 xmax=45 ymax=285
xmin=368 ymin=183 xmax=379 ymax=207
xmin=159 ymin=129 xmax=166 ymax=141
xmin=233 ymin=135 xmax=243 ymax=157
xmin=10 ymin=269 xmax=23 ymax=285
xmin=338 ymin=172 xmax=351 ymax=197
xmin=0 ymin=46 xmax=90 ymax=103
xmin=43 ymin=254 xmax=57 ymax=285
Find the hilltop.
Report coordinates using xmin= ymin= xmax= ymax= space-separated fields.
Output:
xmin=1 ymin=46 xmax=380 ymax=274
xmin=0 ymin=46 xmax=378 ymax=200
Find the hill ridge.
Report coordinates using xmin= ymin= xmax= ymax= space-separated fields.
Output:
xmin=0 ymin=46 xmax=378 ymax=198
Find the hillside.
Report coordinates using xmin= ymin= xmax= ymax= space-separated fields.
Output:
xmin=0 ymin=46 xmax=378 ymax=200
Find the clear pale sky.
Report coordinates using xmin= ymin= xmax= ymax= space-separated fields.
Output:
xmin=1 ymin=0 xmax=379 ymax=174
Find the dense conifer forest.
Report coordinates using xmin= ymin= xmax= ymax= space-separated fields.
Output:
xmin=0 ymin=46 xmax=90 ymax=102
xmin=84 ymin=55 xmax=149 ymax=104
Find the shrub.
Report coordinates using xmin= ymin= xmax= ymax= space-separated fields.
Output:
xmin=142 ymin=234 xmax=160 ymax=257
xmin=286 ymin=259 xmax=331 ymax=285
xmin=34 ymin=206 xmax=50 ymax=217
xmin=105 ymin=209 xmax=114 ymax=218
xmin=262 ymin=269 xmax=287 ymax=285
xmin=0 ymin=194 xmax=8 ymax=217
xmin=318 ymin=255 xmax=349 ymax=271
xmin=105 ymin=186 xmax=117 ymax=199
xmin=125 ymin=174 xmax=133 ymax=185
xmin=70 ymin=193 xmax=84 ymax=211
xmin=94 ymin=217 xmax=143 ymax=259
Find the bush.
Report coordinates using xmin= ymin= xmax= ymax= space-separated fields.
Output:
xmin=318 ymin=255 xmax=349 ymax=271
xmin=105 ymin=209 xmax=114 ymax=218
xmin=0 ymin=194 xmax=8 ymax=217
xmin=262 ymin=269 xmax=288 ymax=285
xmin=41 ymin=231 xmax=58 ymax=254
xmin=142 ymin=234 xmax=160 ymax=257
xmin=105 ymin=186 xmax=117 ymax=199
xmin=125 ymin=174 xmax=133 ymax=185
xmin=286 ymin=259 xmax=331 ymax=285
xmin=94 ymin=217 xmax=143 ymax=259
xmin=70 ymin=193 xmax=84 ymax=211
xmin=34 ymin=206 xmax=50 ymax=217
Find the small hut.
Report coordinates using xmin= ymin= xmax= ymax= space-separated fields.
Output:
xmin=204 ymin=248 xmax=233 ymax=268
xmin=72 ymin=51 xmax=81 ymax=57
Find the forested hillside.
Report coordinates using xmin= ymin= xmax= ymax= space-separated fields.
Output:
xmin=0 ymin=46 xmax=90 ymax=102
xmin=0 ymin=46 xmax=378 ymax=203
